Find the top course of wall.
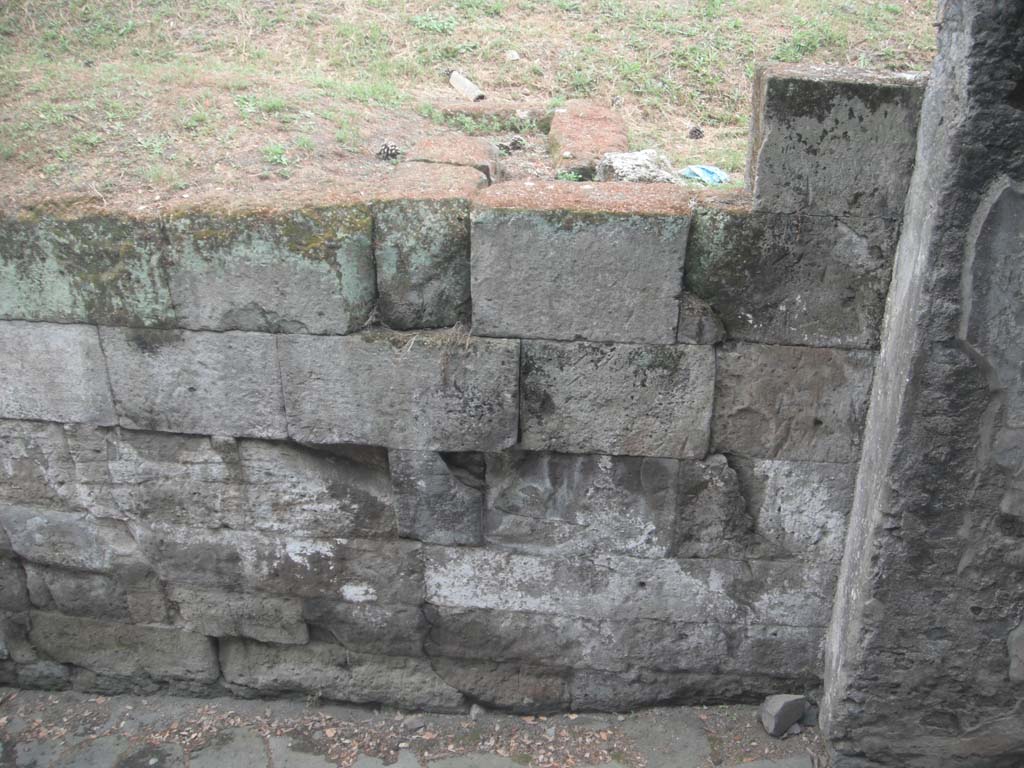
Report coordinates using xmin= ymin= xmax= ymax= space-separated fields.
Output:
xmin=0 ymin=64 xmax=927 ymax=351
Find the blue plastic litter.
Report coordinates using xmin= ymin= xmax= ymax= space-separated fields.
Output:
xmin=681 ymin=164 xmax=730 ymax=185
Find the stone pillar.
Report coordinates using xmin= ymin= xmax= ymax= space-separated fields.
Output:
xmin=822 ymin=2 xmax=1024 ymax=767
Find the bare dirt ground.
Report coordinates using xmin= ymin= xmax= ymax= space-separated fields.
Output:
xmin=0 ymin=687 xmax=830 ymax=767
xmin=0 ymin=1 xmax=936 ymax=213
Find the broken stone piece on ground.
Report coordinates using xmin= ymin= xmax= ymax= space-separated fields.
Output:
xmin=759 ymin=694 xmax=808 ymax=737
xmin=595 ymin=149 xmax=678 ymax=184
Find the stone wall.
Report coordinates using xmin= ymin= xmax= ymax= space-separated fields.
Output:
xmin=0 ymin=66 xmax=925 ymax=713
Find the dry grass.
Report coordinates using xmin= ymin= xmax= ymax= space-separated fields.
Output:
xmin=0 ymin=0 xmax=937 ymax=210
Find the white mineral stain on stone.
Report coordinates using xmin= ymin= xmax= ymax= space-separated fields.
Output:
xmin=341 ymin=584 xmax=377 ymax=603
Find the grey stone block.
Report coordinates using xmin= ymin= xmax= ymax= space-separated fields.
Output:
xmin=0 ymin=558 xmax=28 ymax=612
xmin=28 ymin=610 xmax=219 ymax=683
xmin=733 ymin=457 xmax=857 ymax=563
xmin=424 ymin=547 xmax=831 ymax=627
xmin=677 ymin=294 xmax=726 ymax=346
xmin=240 ymin=441 xmax=394 ymax=539
xmin=167 ymin=586 xmax=308 ymax=645
xmin=303 ymin=599 xmax=426 ymax=657
xmin=163 ymin=205 xmax=374 ymax=335
xmin=520 ymin=340 xmax=714 ymax=458
xmin=471 ymin=186 xmax=690 ymax=343
xmin=137 ymin=523 xmax=424 ymax=603
xmin=100 ymin=327 xmax=287 ymax=439
xmin=279 ymin=330 xmax=519 ymax=451
xmin=390 ymin=450 xmax=483 ymax=545
xmin=374 ymin=164 xmax=487 ymax=330
xmin=428 ymin=657 xmax=570 ymax=712
xmin=686 ymin=206 xmax=897 ymax=348
xmin=0 ymin=506 xmax=140 ymax=573
xmin=713 ymin=342 xmax=875 ymax=462
xmin=674 ymin=455 xmax=754 ymax=559
xmin=220 ymin=638 xmax=466 ymax=711
xmin=484 ymin=451 xmax=679 ymax=558
xmin=0 ymin=321 xmax=116 ymax=425
xmin=749 ymin=64 xmax=926 ymax=219
xmin=24 ymin=564 xmax=131 ymax=621
xmin=0 ymin=214 xmax=175 ymax=327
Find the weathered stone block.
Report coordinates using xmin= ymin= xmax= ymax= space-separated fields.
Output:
xmin=303 ymin=599 xmax=427 ymax=657
xmin=548 ymin=100 xmax=629 ymax=179
xmin=29 ymin=611 xmax=219 ymax=683
xmin=167 ymin=586 xmax=308 ymax=645
xmin=100 ymin=327 xmax=287 ymax=439
xmin=137 ymin=523 xmax=424 ymax=603
xmin=674 ymin=455 xmax=754 ymax=559
xmin=686 ymin=206 xmax=897 ymax=348
xmin=163 ymin=205 xmax=375 ymax=335
xmin=0 ymin=214 xmax=175 ymax=327
xmin=0 ymin=420 xmax=82 ymax=511
xmin=425 ymin=606 xmax=727 ymax=674
xmin=677 ymin=293 xmax=726 ymax=346
xmin=374 ymin=165 xmax=485 ymax=330
xmin=407 ymin=135 xmax=501 ymax=182
xmin=713 ymin=342 xmax=875 ymax=462
xmin=0 ymin=559 xmax=28 ymax=612
xmin=471 ymin=182 xmax=691 ymax=344
xmin=279 ymin=330 xmax=519 ymax=451
xmin=733 ymin=458 xmax=856 ymax=563
xmin=390 ymin=450 xmax=483 ymax=545
xmin=0 ymin=322 xmax=115 ymax=425
xmin=748 ymin=65 xmax=926 ymax=218
xmin=0 ymin=506 xmax=140 ymax=573
xmin=520 ymin=340 xmax=713 ymax=458
xmin=428 ymin=657 xmax=570 ymax=712
xmin=484 ymin=451 xmax=679 ymax=558
xmin=424 ymin=547 xmax=831 ymax=627
xmin=24 ymin=564 xmax=130 ymax=621
xmin=220 ymin=638 xmax=465 ymax=711
xmin=732 ymin=625 xmax=823 ymax=679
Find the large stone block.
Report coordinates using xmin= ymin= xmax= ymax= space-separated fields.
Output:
xmin=0 ymin=322 xmax=115 ymax=425
xmin=24 ymin=564 xmax=130 ymax=621
xmin=520 ymin=340 xmax=714 ymax=458
xmin=0 ymin=506 xmax=140 ymax=573
xmin=428 ymin=657 xmax=571 ymax=712
xmin=674 ymin=454 xmax=755 ymax=559
xmin=0 ymin=420 xmax=87 ymax=511
xmin=0 ymin=558 xmax=28 ymax=612
xmin=712 ymin=342 xmax=875 ymax=462
xmin=390 ymin=450 xmax=483 ymax=545
xmin=424 ymin=547 xmax=831 ymax=627
xmin=374 ymin=163 xmax=486 ymax=330
xmin=471 ymin=181 xmax=691 ymax=344
xmin=303 ymin=599 xmax=426 ymax=657
xmin=424 ymin=606 xmax=727 ymax=674
xmin=167 ymin=586 xmax=308 ymax=645
xmin=279 ymin=330 xmax=519 ymax=451
xmin=100 ymin=327 xmax=287 ymax=438
xmin=137 ymin=523 xmax=424 ymax=603
xmin=748 ymin=65 xmax=926 ymax=219
xmin=220 ymin=638 xmax=465 ymax=711
xmin=28 ymin=611 xmax=219 ymax=683
xmin=686 ymin=206 xmax=897 ymax=348
xmin=548 ymin=100 xmax=629 ymax=179
xmin=163 ymin=205 xmax=375 ymax=334
xmin=733 ymin=457 xmax=856 ymax=564
xmin=484 ymin=451 xmax=679 ymax=558
xmin=0 ymin=214 xmax=174 ymax=327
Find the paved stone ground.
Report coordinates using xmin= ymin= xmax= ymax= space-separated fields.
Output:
xmin=0 ymin=688 xmax=828 ymax=768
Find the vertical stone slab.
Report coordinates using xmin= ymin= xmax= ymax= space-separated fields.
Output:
xmin=279 ymin=330 xmax=519 ymax=451
xmin=163 ymin=204 xmax=375 ymax=335
xmin=471 ymin=181 xmax=691 ymax=344
xmin=0 ymin=321 xmax=116 ymax=425
xmin=100 ymin=327 xmax=287 ymax=439
xmin=374 ymin=164 xmax=487 ymax=330
xmin=712 ymin=342 xmax=875 ymax=463
xmin=823 ymin=3 xmax=1024 ymax=766
xmin=0 ymin=214 xmax=175 ymax=327
xmin=748 ymin=64 xmax=926 ymax=219
xmin=520 ymin=339 xmax=714 ymax=459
